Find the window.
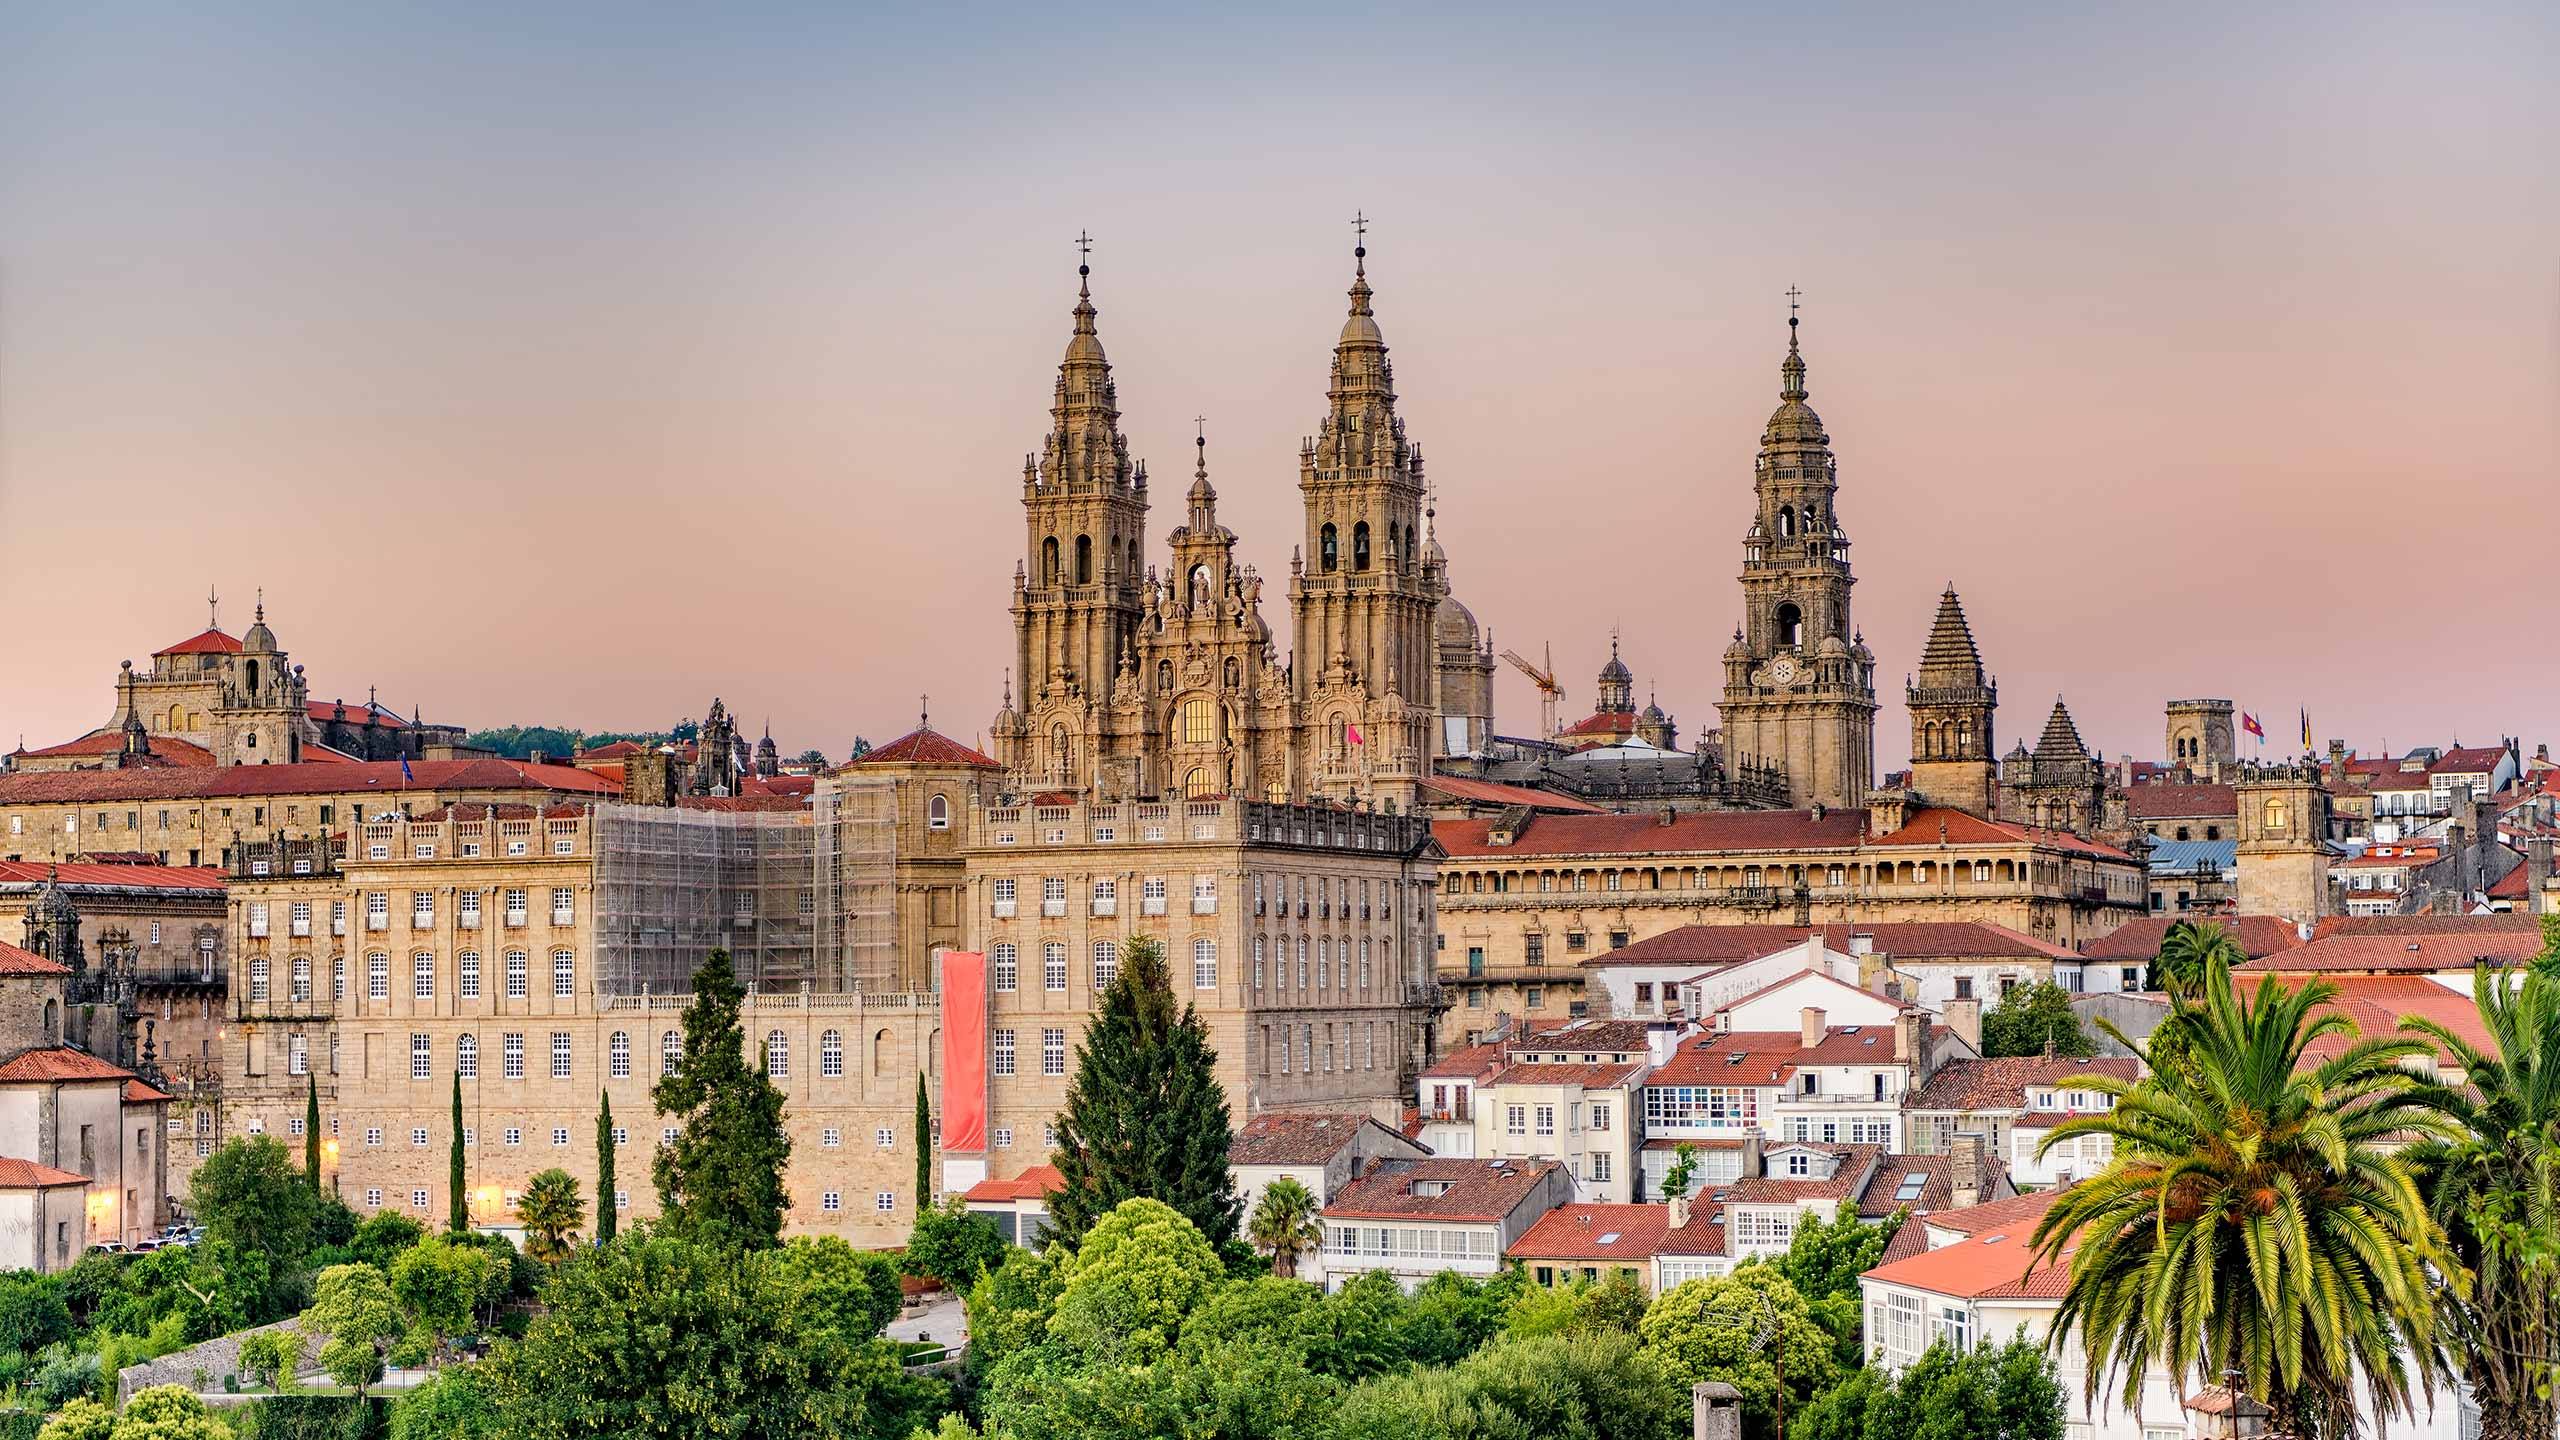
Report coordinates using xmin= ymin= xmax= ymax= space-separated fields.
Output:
xmin=503 ymin=1033 xmax=525 ymax=1080
xmin=1506 ymin=1105 xmax=1527 ymax=1136
xmin=287 ymin=1033 xmax=308 ymax=1075
xmin=1192 ymin=874 xmax=1218 ymax=914
xmin=550 ymin=1033 xmax=573 ymax=1078
xmin=413 ymin=951 xmax=435 ymax=999
xmin=928 ymin=793 xmax=950 ymax=830
xmin=1041 ymin=876 xmax=1067 ymax=916
xmin=367 ymin=952 xmax=389 ymax=1000
xmin=993 ymin=1030 xmax=1016 ymax=1076
xmin=1142 ymin=875 xmax=1167 ymax=914
xmin=1535 ymin=1105 xmax=1556 ymax=1136
xmin=411 ymin=1190 xmax=430 ymax=1210
xmin=331 ymin=901 xmax=346 ymax=937
xmin=249 ymin=957 xmax=270 ymax=1002
xmin=662 ymin=1031 xmax=682 ymax=1075
xmin=1591 ymin=1102 xmax=1612 ymax=1132
xmin=1193 ymin=938 xmax=1217 ymax=989
xmin=454 ymin=1032 xmax=478 ymax=1078
xmin=609 ymin=1031 xmax=631 ymax=1078
xmin=994 ymin=1128 xmax=1013 ymax=1149
xmin=412 ymin=891 xmax=434 ymax=927
xmin=552 ymin=887 xmax=575 ymax=924
xmin=333 ymin=955 xmax=346 ymax=999
xmin=553 ymin=949 xmax=575 ymax=997
xmin=991 ymin=942 xmax=1018 ymax=992
xmin=991 ymin=878 xmax=1016 ymax=917
xmin=765 ymin=1030 xmax=789 ymax=1077
xmin=1092 ymin=939 xmax=1119 ymax=989
xmin=1091 ymin=877 xmax=1117 ymax=915
xmin=504 ymin=888 xmax=528 ymax=925
xmin=822 ymin=1191 xmax=843 ymax=1212
xmin=459 ymin=891 xmax=479 ymax=928
xmin=409 ymin=1033 xmax=432 ymax=1079
xmin=506 ymin=951 xmax=529 ymax=997
xmin=876 ymin=1192 xmax=895 ymax=1213
xmin=411 ymin=1127 xmax=431 ymax=1147
xmin=367 ymin=892 xmax=389 ymax=930
xmin=551 ymin=1128 xmax=570 ymax=1147
xmin=1043 ymin=942 xmax=1067 ymax=992
xmin=364 ymin=1126 xmax=383 ymax=1147
xmin=821 ymin=1029 xmax=844 ymax=1077
xmin=1591 ymin=1151 xmax=1612 ymax=1182
xmin=822 ymin=1128 xmax=841 ymax=1147
xmin=873 ymin=1126 xmax=896 ymax=1148
xmin=1042 ymin=1028 xmax=1066 ymax=1076
xmin=453 ymin=949 xmax=481 ymax=999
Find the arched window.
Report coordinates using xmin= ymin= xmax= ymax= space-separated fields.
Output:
xmin=1041 ymin=537 xmax=1060 ymax=585
xmin=1320 ymin=523 xmax=1339 ymax=572
xmin=1353 ymin=521 xmax=1371 ymax=570
xmin=1074 ymin=534 xmax=1093 ymax=584
xmin=1181 ymin=698 xmax=1216 ymax=745
xmin=2264 ymin=798 xmax=2289 ymax=833
xmin=820 ymin=1029 xmax=844 ymax=1077
xmin=1093 ymin=940 xmax=1119 ymax=989
xmin=927 ymin=794 xmax=949 ymax=830
xmin=1775 ymin=602 xmax=1803 ymax=648
xmin=457 ymin=1033 xmax=478 ymax=1079
xmin=1777 ymin=506 xmax=1796 ymax=538
xmin=245 ymin=659 xmax=261 ymax=691
xmin=873 ymin=1029 xmax=892 ymax=1076
xmin=662 ymin=1031 xmax=682 ymax=1076
xmin=42 ymin=999 xmax=58 ymax=1045
xmin=1184 ymin=767 xmax=1211 ymax=799
xmin=1127 ymin=539 xmax=1141 ymax=580
xmin=764 ymin=1030 xmax=789 ymax=1078
xmin=609 ymin=1031 xmax=631 ymax=1078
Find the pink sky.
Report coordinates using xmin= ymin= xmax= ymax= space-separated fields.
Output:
xmin=2 ymin=5 xmax=2554 ymax=768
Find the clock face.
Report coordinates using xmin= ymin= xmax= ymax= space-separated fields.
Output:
xmin=1769 ymin=657 xmax=1799 ymax=686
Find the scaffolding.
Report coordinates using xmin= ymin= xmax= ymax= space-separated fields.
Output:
xmin=593 ymin=802 xmax=817 ymax=996
xmin=813 ymin=777 xmax=900 ymax=992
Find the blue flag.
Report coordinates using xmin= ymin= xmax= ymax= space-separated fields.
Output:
xmin=400 ymin=756 xmax=414 ymax=783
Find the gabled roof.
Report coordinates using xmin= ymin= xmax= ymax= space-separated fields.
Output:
xmin=961 ymin=1163 xmax=1062 ymax=1204
xmin=1591 ymin=921 xmax=2071 ymax=971
xmin=2077 ymin=915 xmax=2303 ymax=963
xmin=1324 ymin=1158 xmax=1561 ymax=1223
xmin=0 ymin=941 xmax=72 ymax=977
xmin=1482 ymin=1060 xmax=1646 ymax=1089
xmin=1559 ymin=710 xmax=1638 ymax=737
xmin=306 ymin=700 xmax=406 ymax=729
xmin=851 ymin=727 xmax=1000 ymax=770
xmin=2236 ymin=920 xmax=2546 ymax=975
xmin=0 ymin=1158 xmax=90 ymax=1189
xmin=1507 ymin=1203 xmax=1674 ymax=1261
xmin=1907 ymin=1055 xmax=2139 ymax=1113
xmin=0 ymin=757 xmax=618 ymax=805
xmin=1861 ymin=1187 xmax=2071 ymax=1300
xmin=1421 ymin=1039 xmax=1508 ymax=1080
xmin=123 ymin=1078 xmax=176 ymax=1105
xmin=1718 ymin=1145 xmax=1881 ymax=1203
xmin=2434 ymin=746 xmax=2511 ymax=774
xmin=0 ymin=1048 xmax=136 ymax=1084
xmin=1646 ymin=1022 xmax=1937 ymax=1088
xmin=8 ymin=730 xmax=218 ymax=767
xmin=155 ymin=628 xmax=242 ymax=656
xmin=1433 ymin=808 xmax=1869 ymax=860
xmin=1228 ymin=1112 xmax=1407 ymax=1167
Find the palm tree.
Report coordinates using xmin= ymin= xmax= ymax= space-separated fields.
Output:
xmin=2148 ymin=918 xmax=2245 ymax=994
xmin=2029 ymin=955 xmax=2454 ymax=1438
xmin=2402 ymin=965 xmax=2560 ymax=1440
xmin=517 ymin=1167 xmax=586 ymax=1267
xmin=1247 ymin=1177 xmax=1325 ymax=1280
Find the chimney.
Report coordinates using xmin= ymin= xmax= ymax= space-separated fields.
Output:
xmin=1944 ymin=996 xmax=1982 ymax=1055
xmin=1894 ymin=1008 xmax=1935 ymax=1084
xmin=1659 ymin=806 xmax=1677 ymax=828
xmin=1668 ymin=1192 xmax=1693 ymax=1230
xmin=1951 ymin=1131 xmax=1986 ymax=1209
xmin=1692 ymin=1381 xmax=1743 ymax=1440
xmin=1800 ymin=1006 xmax=1827 ymax=1050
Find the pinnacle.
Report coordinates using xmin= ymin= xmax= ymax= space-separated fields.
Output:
xmin=2034 ymin=697 xmax=2089 ymax=762
xmin=1916 ymin=588 xmax=1987 ymax=685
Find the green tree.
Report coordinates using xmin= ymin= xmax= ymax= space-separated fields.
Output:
xmin=771 ymin=1235 xmax=905 ymax=1346
xmin=652 ymin=948 xmax=792 ymax=1251
xmin=1766 ymin=1199 xmax=1903 ymax=1368
xmin=915 ymin=1073 xmax=932 ymax=1206
xmin=236 ymin=1328 xmax=305 ymax=1391
xmin=71 ymin=1385 xmax=232 ymax=1440
xmin=305 ymin=1264 xmax=401 ymax=1400
xmin=1046 ymin=936 xmax=1240 ymax=1247
xmin=481 ymin=1233 xmax=925 ymax=1439
xmin=35 ymin=1396 xmax=112 ymax=1440
xmin=2146 ymin=917 xmax=2244 ymax=993
xmin=447 ymin=1075 xmax=467 ymax=1234
xmin=391 ymin=1237 xmax=502 ymax=1364
xmin=900 ymin=1197 xmax=1007 ymax=1291
xmin=1659 ymin=1141 xmax=1698 ymax=1201
xmin=303 ymin=1075 xmax=322 ymax=1195
xmin=190 ymin=1137 xmax=319 ymax=1262
xmin=515 ymin=1169 xmax=584 ymax=1268
xmin=1245 ymin=1177 xmax=1325 ymax=1280
xmin=96 ymin=1239 xmax=271 ymax=1340
xmin=1792 ymin=1336 xmax=2066 ymax=1440
xmin=982 ymin=1334 xmax=1339 ymax=1440
xmin=388 ymin=1364 xmax=499 ymax=1440
xmin=594 ymin=1091 xmax=618 ymax=1244
xmin=0 ymin=1271 xmax=73 ymax=1354
xmin=1046 ymin=1197 xmax=1226 ymax=1364
xmin=1637 ymin=1267 xmax=1835 ymax=1440
xmin=963 ymin=1245 xmax=1068 ymax=1374
xmin=350 ymin=1212 xmax=428 ymax=1270
xmin=1331 ymin=1330 xmax=1687 ymax=1440
xmin=1978 ymin=980 xmax=2094 ymax=1058
xmin=2030 ymin=955 xmax=2451 ymax=1437
xmin=2402 ymin=964 xmax=2560 ymax=1440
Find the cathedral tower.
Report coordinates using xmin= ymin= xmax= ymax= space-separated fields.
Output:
xmin=1716 ymin=311 xmax=1877 ymax=808
xmin=1139 ymin=429 xmax=1289 ymax=800
xmin=1906 ymin=587 xmax=1998 ymax=817
xmin=997 ymin=251 xmax=1150 ymax=791
xmin=1289 ymin=235 xmax=1438 ymax=810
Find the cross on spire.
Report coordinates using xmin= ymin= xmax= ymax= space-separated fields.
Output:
xmin=1352 ymin=210 xmax=1368 ymax=275
xmin=207 ymin=585 xmax=220 ymax=629
xmin=1075 ymin=230 xmax=1092 ymax=298
xmin=1786 ymin=284 xmax=1803 ymax=319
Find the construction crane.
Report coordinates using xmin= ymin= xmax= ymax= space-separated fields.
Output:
xmin=1499 ymin=643 xmax=1563 ymax=741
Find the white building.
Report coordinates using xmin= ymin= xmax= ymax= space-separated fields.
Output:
xmin=1319 ymin=1157 xmax=1570 ymax=1292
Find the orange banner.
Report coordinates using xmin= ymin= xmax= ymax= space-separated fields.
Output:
xmin=939 ymin=950 xmax=988 ymax=1152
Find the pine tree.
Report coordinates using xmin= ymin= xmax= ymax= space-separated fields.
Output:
xmin=914 ymin=1072 xmax=932 ymax=1206
xmin=596 ymin=1090 xmax=618 ymax=1243
xmin=304 ymin=1073 xmax=322 ymax=1193
xmin=1046 ymin=935 xmax=1240 ymax=1247
xmin=448 ymin=1073 xmax=467 ymax=1233
xmin=652 ymin=948 xmax=792 ymax=1250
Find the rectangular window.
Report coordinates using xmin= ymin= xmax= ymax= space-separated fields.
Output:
xmin=413 ymin=952 xmax=435 ymax=999
xmin=248 ymin=902 xmax=270 ymax=938
xmin=991 ymin=943 xmax=1018 ymax=992
xmin=1591 ymin=1102 xmax=1611 ymax=1132
xmin=994 ymin=1127 xmax=1013 ymax=1149
xmin=991 ymin=878 xmax=1016 ymax=917
xmin=287 ymin=1034 xmax=308 ymax=1076
xmin=459 ymin=891 xmax=480 ymax=928
xmin=1043 ymin=943 xmax=1067 ymax=992
xmin=993 ymin=1030 xmax=1015 ymax=1077
xmin=409 ymin=1033 xmax=431 ymax=1079
xmin=366 ymin=892 xmax=389 ymax=930
xmin=1192 ymin=874 xmax=1217 ymax=914
xmin=1591 ymin=1151 xmax=1611 ymax=1182
xmin=412 ymin=891 xmax=434 ymax=927
xmin=505 ymin=889 xmax=528 ymax=925
xmin=459 ymin=951 xmax=481 ymax=999
xmin=822 ymin=1192 xmax=842 ymax=1212
xmin=552 ymin=887 xmax=575 ymax=925
xmin=551 ymin=1128 xmax=570 ymax=1147
xmin=364 ymin=1127 xmax=383 ymax=1147
xmin=331 ymin=900 xmax=346 ymax=937
xmin=551 ymin=1033 xmax=572 ymax=1078
xmin=289 ymin=901 xmax=312 ymax=937
xmin=1507 ymin=1105 xmax=1527 ymax=1136
xmin=503 ymin=1033 xmax=525 ymax=1080
xmin=1535 ymin=1105 xmax=1555 ymax=1136
xmin=411 ymin=1127 xmax=430 ymax=1147
xmin=876 ymin=1127 xmax=895 ymax=1148
xmin=1042 ymin=1028 xmax=1066 ymax=1076
xmin=553 ymin=950 xmax=576 ymax=997
xmin=367 ymin=952 xmax=389 ymax=999
xmin=1041 ymin=876 xmax=1067 ymax=917
xmin=1524 ymin=932 xmax=1545 ymax=966
xmin=822 ymin=1128 xmax=841 ymax=1147
xmin=249 ymin=957 xmax=270 ymax=1002
xmin=506 ymin=951 xmax=529 ymax=998
xmin=876 ymin=1192 xmax=895 ymax=1213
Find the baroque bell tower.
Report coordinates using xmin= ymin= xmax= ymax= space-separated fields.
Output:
xmin=996 ymin=242 xmax=1150 ymax=792
xmin=1288 ymin=226 xmax=1438 ymax=811
xmin=1717 ymin=305 xmax=1877 ymax=808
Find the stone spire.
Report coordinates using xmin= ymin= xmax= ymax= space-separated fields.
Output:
xmin=2034 ymin=697 xmax=2089 ymax=762
xmin=1906 ymin=585 xmax=1999 ymax=816
xmin=1916 ymin=587 xmax=1988 ymax=688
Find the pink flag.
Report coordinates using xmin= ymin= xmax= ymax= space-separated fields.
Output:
xmin=1348 ymin=723 xmax=1364 ymax=745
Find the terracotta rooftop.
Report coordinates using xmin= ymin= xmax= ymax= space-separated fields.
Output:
xmin=1646 ymin=1024 xmax=1937 ymax=1088
xmin=8 ymin=730 xmax=218 ymax=767
xmin=0 ymin=1158 xmax=91 ymax=1189
xmin=2434 ymin=746 xmax=2511 ymax=775
xmin=1591 ymin=921 xmax=2072 ymax=971
xmin=154 ymin=627 xmax=242 ymax=656
xmin=1482 ymin=1060 xmax=1647 ymax=1089
xmin=2242 ymin=919 xmax=2548 ymax=975
xmin=1907 ymin=1055 xmax=2139 ymax=1112
xmin=123 ymin=1078 xmax=176 ymax=1105
xmin=1324 ymin=1158 xmax=1562 ymax=1223
xmin=1421 ymin=1040 xmax=1509 ymax=1080
xmin=1507 ymin=1203 xmax=1674 ymax=1261
xmin=1433 ymin=808 xmax=1869 ymax=860
xmin=0 ymin=941 xmax=72 ymax=977
xmin=1228 ymin=1112 xmax=1394 ymax=1167
xmin=0 ymin=757 xmax=617 ymax=806
xmin=2077 ymin=915 xmax=2305 ymax=962
xmin=852 ymin=727 xmax=1000 ymax=770
xmin=1507 ymin=1018 xmax=1659 ymax=1055
xmin=2123 ymin=784 xmax=2238 ymax=821
xmin=0 ymin=1047 xmax=137 ymax=1084
xmin=305 ymin=700 xmax=407 ymax=729
xmin=1716 ymin=1145 xmax=1880 ymax=1204
xmin=0 ymin=862 xmax=226 ymax=893
xmin=1862 ymin=1187 xmax=2072 ymax=1300
xmin=2310 ymin=913 xmax=2544 ymax=941
xmin=1559 ymin=710 xmax=1638 ymax=737
xmin=1867 ymin=808 xmax=2134 ymax=861
xmin=960 ymin=1163 xmax=1061 ymax=1204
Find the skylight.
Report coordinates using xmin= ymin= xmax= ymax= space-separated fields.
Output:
xmin=1597 ymin=1232 xmax=1621 ymax=1245
xmin=1894 ymin=1173 xmax=1927 ymax=1201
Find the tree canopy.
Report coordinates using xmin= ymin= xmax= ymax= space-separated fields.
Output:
xmin=652 ymin=948 xmax=792 ymax=1250
xmin=190 ymin=1136 xmax=319 ymax=1263
xmin=1978 ymin=980 xmax=2094 ymax=1058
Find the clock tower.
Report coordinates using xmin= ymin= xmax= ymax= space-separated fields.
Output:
xmin=1717 ymin=309 xmax=1877 ymax=809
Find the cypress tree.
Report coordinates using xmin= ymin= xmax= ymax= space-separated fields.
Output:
xmin=304 ymin=1073 xmax=322 ymax=1193
xmin=448 ymin=1072 xmax=468 ymax=1232
xmin=1046 ymin=935 xmax=1239 ymax=1247
xmin=914 ymin=1072 xmax=932 ymax=1205
xmin=652 ymin=948 xmax=792 ymax=1250
xmin=596 ymin=1090 xmax=618 ymax=1242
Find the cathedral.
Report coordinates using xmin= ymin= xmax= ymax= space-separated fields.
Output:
xmin=989 ymin=241 xmax=1489 ymax=814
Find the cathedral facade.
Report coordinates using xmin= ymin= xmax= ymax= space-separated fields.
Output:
xmin=990 ymin=246 xmax=1483 ymax=815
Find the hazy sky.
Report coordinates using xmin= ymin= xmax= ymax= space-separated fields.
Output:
xmin=3 ymin=3 xmax=2554 ymax=768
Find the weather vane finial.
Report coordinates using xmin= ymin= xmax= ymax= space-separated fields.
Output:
xmin=1786 ymin=284 xmax=1803 ymax=327
xmin=207 ymin=584 xmax=219 ymax=629
xmin=1352 ymin=210 xmax=1368 ymax=275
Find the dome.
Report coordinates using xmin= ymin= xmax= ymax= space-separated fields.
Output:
xmin=1761 ymin=399 xmax=1828 ymax=447
xmin=1724 ymin=632 xmax=1750 ymax=661
xmin=243 ymin=601 xmax=276 ymax=652
xmin=1638 ymin=701 xmax=1667 ymax=725
xmin=1817 ymin=634 xmax=1848 ymax=659
xmin=1435 ymin=596 xmax=1480 ymax=648
xmin=1340 ymin=310 xmax=1383 ymax=346
xmin=1598 ymin=651 xmax=1632 ymax=688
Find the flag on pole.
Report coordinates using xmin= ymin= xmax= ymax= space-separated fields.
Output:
xmin=2300 ymin=708 xmax=2312 ymax=750
xmin=2242 ymin=713 xmax=2265 ymax=741
xmin=400 ymin=755 xmax=414 ymax=783
xmin=1348 ymin=723 xmax=1364 ymax=746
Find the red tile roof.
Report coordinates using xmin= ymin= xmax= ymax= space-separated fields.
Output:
xmin=0 ymin=757 xmax=617 ymax=805
xmin=1861 ymin=1187 xmax=2071 ymax=1299
xmin=155 ymin=628 xmax=242 ymax=656
xmin=2123 ymin=784 xmax=2238 ymax=821
xmin=961 ymin=1163 xmax=1062 ymax=1203
xmin=0 ymin=1048 xmax=136 ymax=1083
xmin=2293 ymin=975 xmax=2491 ymax=1068
xmin=0 ymin=1158 xmax=90 ymax=1189
xmin=574 ymin=740 xmax=646 ymax=761
xmin=675 ymin=794 xmax=810 ymax=813
xmin=0 ymin=862 xmax=226 ymax=893
xmin=1433 ymin=808 xmax=1868 ymax=860
xmin=1421 ymin=1040 xmax=1508 ymax=1080
xmin=1867 ymin=808 xmax=2133 ymax=860
xmin=1559 ymin=710 xmax=1638 ymax=737
xmin=1907 ymin=1056 xmax=2139 ymax=1112
xmin=2236 ymin=923 xmax=2547 ymax=975
xmin=1509 ymin=1018 xmax=1659 ymax=1054
xmin=9 ymin=730 xmax=218 ymax=767
xmin=1507 ymin=1203 xmax=1673 ymax=1261
xmin=1645 ymin=1023 xmax=1930 ymax=1088
xmin=2434 ymin=747 xmax=2511 ymax=775
xmin=1719 ymin=1145 xmax=1881 ymax=1203
xmin=305 ymin=700 xmax=407 ymax=729
xmin=1229 ymin=1112 xmax=1399 ymax=1167
xmin=1325 ymin=1158 xmax=1562 ymax=1223
xmin=1482 ymin=1060 xmax=1647 ymax=1089
xmin=2076 ymin=915 xmax=2304 ymax=962
xmin=0 ymin=941 xmax=71 ymax=977
xmin=853 ymin=727 xmax=1000 ymax=770
xmin=2310 ymin=914 xmax=2545 ymax=941
xmin=123 ymin=1079 xmax=175 ymax=1105
xmin=1418 ymin=775 xmax=1607 ymax=814
xmin=1592 ymin=921 xmax=2070 ymax=972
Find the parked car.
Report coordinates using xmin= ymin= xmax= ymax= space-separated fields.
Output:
xmin=130 ymin=1239 xmax=162 ymax=1253
xmin=85 ymin=1242 xmax=128 ymax=1256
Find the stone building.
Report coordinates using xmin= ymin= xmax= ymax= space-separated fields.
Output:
xmin=0 ymin=934 xmax=174 ymax=1258
xmin=1903 ymin=589 xmax=1999 ymax=820
xmin=1716 ymin=316 xmax=1879 ymax=811
xmin=1996 ymin=699 xmax=2110 ymax=836
xmin=819 ymin=723 xmax=1005 ymax=993
xmin=989 ymin=244 xmax=1487 ymax=814
xmin=939 ymin=793 xmax=1442 ymax=1199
